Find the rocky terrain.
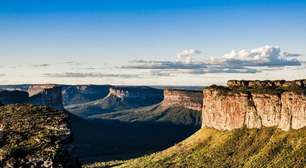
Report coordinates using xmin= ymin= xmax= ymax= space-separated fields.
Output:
xmin=0 ymin=104 xmax=80 ymax=167
xmin=202 ymin=79 xmax=306 ymax=131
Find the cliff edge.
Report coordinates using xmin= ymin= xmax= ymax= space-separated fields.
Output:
xmin=202 ymin=80 xmax=306 ymax=131
xmin=162 ymin=89 xmax=203 ymax=111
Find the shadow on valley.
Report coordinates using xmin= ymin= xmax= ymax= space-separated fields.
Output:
xmin=69 ymin=113 xmax=200 ymax=164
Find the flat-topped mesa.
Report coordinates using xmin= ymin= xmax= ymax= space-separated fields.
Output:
xmin=106 ymin=86 xmax=164 ymax=107
xmin=162 ymin=89 xmax=203 ymax=111
xmin=202 ymin=80 xmax=306 ymax=131
xmin=62 ymin=85 xmax=110 ymax=106
xmin=27 ymin=84 xmax=64 ymax=110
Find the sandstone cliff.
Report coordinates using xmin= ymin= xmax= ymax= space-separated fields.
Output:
xmin=0 ymin=104 xmax=80 ymax=167
xmin=202 ymin=80 xmax=306 ymax=131
xmin=162 ymin=89 xmax=203 ymax=111
xmin=27 ymin=85 xmax=64 ymax=110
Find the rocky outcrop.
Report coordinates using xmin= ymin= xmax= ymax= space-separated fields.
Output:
xmin=202 ymin=80 xmax=306 ymax=131
xmin=0 ymin=104 xmax=80 ymax=167
xmin=27 ymin=85 xmax=64 ymax=110
xmin=162 ymin=89 xmax=203 ymax=111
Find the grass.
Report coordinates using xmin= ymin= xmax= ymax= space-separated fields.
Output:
xmin=84 ymin=127 xmax=306 ymax=168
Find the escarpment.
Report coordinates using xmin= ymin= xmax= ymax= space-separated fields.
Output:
xmin=162 ymin=89 xmax=203 ymax=111
xmin=27 ymin=85 xmax=64 ymax=110
xmin=0 ymin=104 xmax=80 ymax=167
xmin=202 ymin=80 xmax=306 ymax=131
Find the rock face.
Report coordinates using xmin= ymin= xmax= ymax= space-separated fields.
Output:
xmin=0 ymin=104 xmax=80 ymax=167
xmin=202 ymin=80 xmax=306 ymax=131
xmin=27 ymin=85 xmax=64 ymax=110
xmin=162 ymin=89 xmax=203 ymax=111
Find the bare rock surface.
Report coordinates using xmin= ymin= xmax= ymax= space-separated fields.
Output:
xmin=202 ymin=80 xmax=306 ymax=131
xmin=162 ymin=89 xmax=203 ymax=111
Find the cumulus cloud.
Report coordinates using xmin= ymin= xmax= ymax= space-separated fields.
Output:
xmin=177 ymin=49 xmax=201 ymax=63
xmin=121 ymin=46 xmax=302 ymax=76
xmin=216 ymin=45 xmax=301 ymax=67
xmin=43 ymin=72 xmax=140 ymax=79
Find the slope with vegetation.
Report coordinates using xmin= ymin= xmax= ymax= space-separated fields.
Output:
xmin=86 ymin=127 xmax=306 ymax=168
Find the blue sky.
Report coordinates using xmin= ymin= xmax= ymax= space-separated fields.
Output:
xmin=0 ymin=0 xmax=305 ymax=85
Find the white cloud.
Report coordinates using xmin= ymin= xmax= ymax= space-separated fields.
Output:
xmin=121 ymin=45 xmax=303 ymax=76
xmin=215 ymin=45 xmax=301 ymax=66
xmin=177 ymin=49 xmax=201 ymax=63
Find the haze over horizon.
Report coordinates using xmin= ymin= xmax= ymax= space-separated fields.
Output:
xmin=1 ymin=0 xmax=306 ymax=85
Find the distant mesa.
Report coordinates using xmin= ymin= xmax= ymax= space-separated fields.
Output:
xmin=27 ymin=85 xmax=64 ymax=110
xmin=162 ymin=89 xmax=203 ymax=111
xmin=61 ymin=85 xmax=110 ymax=106
xmin=66 ymin=86 xmax=164 ymax=117
xmin=0 ymin=84 xmax=64 ymax=110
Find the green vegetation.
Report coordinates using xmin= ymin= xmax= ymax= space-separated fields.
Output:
xmin=85 ymin=127 xmax=306 ymax=168
xmin=207 ymin=84 xmax=306 ymax=96
xmin=0 ymin=104 xmax=79 ymax=167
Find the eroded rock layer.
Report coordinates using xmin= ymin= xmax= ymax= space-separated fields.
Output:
xmin=202 ymin=80 xmax=306 ymax=131
xmin=162 ymin=89 xmax=203 ymax=111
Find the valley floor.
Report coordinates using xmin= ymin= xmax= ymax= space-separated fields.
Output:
xmin=84 ymin=127 xmax=306 ymax=168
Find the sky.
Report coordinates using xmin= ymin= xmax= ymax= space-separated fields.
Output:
xmin=0 ymin=0 xmax=306 ymax=86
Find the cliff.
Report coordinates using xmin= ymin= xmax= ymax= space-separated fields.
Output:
xmin=27 ymin=85 xmax=64 ymax=110
xmin=162 ymin=89 xmax=203 ymax=111
xmin=0 ymin=104 xmax=80 ymax=167
xmin=202 ymin=80 xmax=306 ymax=131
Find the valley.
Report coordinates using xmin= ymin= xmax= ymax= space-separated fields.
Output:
xmin=0 ymin=80 xmax=305 ymax=167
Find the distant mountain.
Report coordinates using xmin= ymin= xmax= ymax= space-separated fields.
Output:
xmin=66 ymin=86 xmax=164 ymax=118
xmin=61 ymin=85 xmax=110 ymax=106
